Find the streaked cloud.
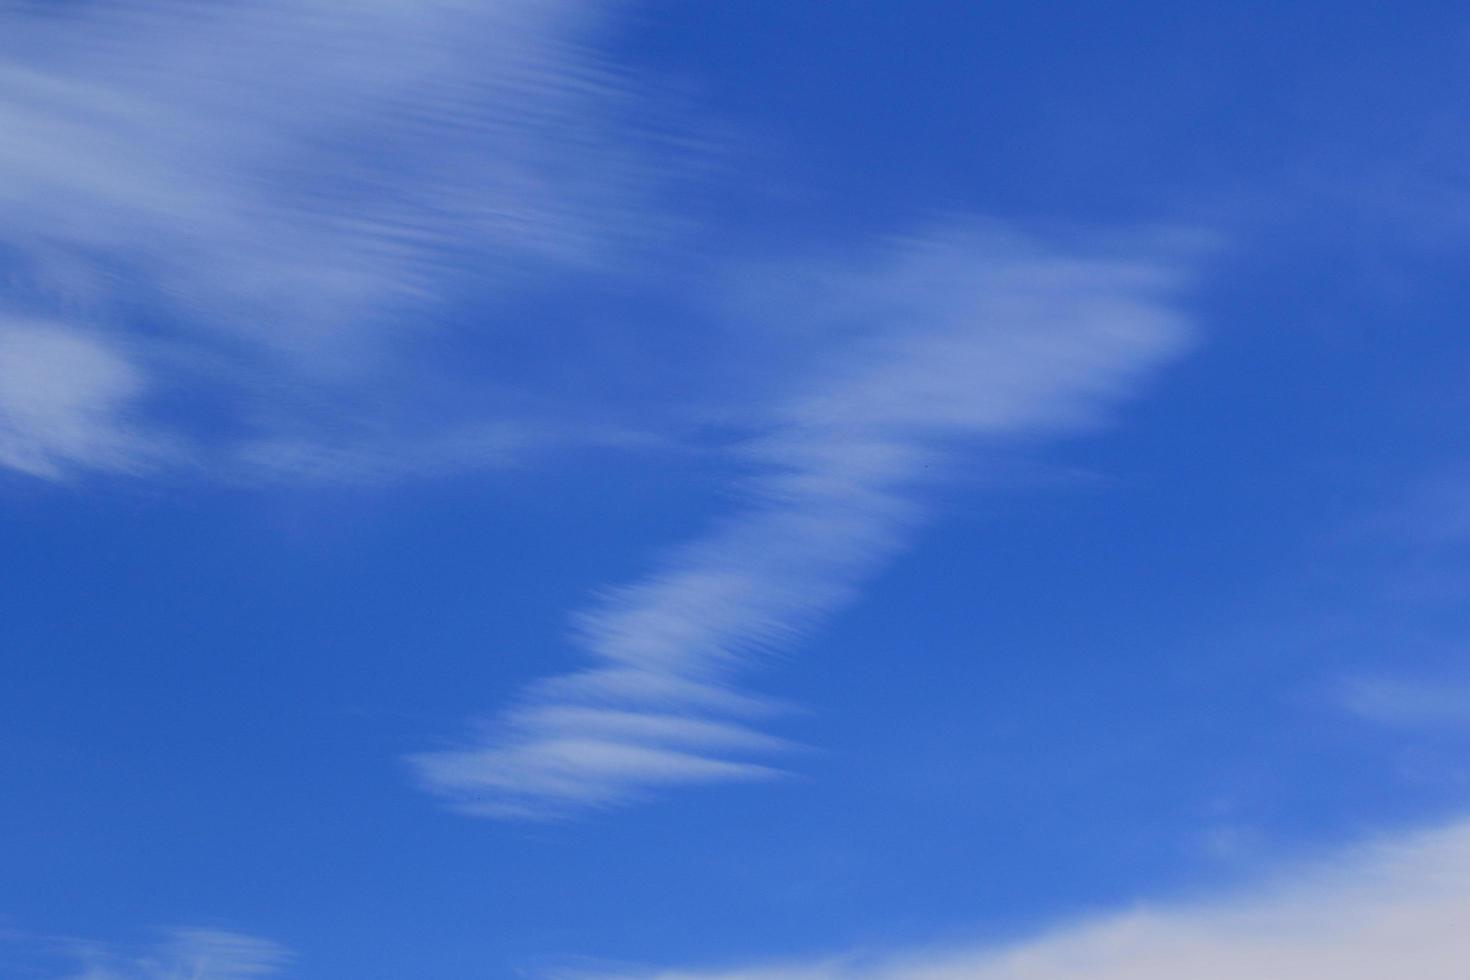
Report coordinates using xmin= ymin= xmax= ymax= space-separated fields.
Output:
xmin=410 ymin=224 xmax=1198 ymax=818
xmin=0 ymin=318 xmax=163 ymax=478
xmin=0 ymin=0 xmax=671 ymax=480
xmin=572 ymin=818 xmax=1470 ymax=980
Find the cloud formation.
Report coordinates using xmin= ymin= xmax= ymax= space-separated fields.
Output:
xmin=2 ymin=1 xmax=1204 ymax=826
xmin=410 ymin=225 xmax=1196 ymax=818
xmin=575 ymin=818 xmax=1470 ymax=980
xmin=0 ymin=318 xmax=160 ymax=478
xmin=0 ymin=0 xmax=665 ymax=479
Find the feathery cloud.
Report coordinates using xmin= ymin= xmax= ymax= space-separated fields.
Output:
xmin=0 ymin=0 xmax=668 ymax=479
xmin=410 ymin=224 xmax=1198 ymax=818
xmin=0 ymin=318 xmax=163 ymax=478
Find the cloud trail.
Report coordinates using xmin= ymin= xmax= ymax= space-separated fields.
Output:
xmin=410 ymin=225 xmax=1197 ymax=818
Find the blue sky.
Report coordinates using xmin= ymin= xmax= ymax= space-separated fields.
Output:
xmin=3 ymin=1 xmax=1470 ymax=977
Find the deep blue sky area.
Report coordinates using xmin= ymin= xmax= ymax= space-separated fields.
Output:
xmin=3 ymin=3 xmax=1470 ymax=979
xmin=622 ymin=2 xmax=1470 ymax=231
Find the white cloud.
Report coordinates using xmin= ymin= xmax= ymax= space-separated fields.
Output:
xmin=0 ymin=0 xmax=668 ymax=479
xmin=0 ymin=318 xmax=162 ymax=478
xmin=0 ymin=0 xmax=645 ymax=337
xmin=572 ymin=818 xmax=1470 ymax=980
xmin=410 ymin=224 xmax=1197 ymax=818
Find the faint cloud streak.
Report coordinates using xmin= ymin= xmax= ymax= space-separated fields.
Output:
xmin=4 ymin=927 xmax=290 ymax=980
xmin=569 ymin=819 xmax=1470 ymax=980
xmin=1337 ymin=674 xmax=1470 ymax=729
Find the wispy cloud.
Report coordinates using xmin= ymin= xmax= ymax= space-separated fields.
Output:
xmin=410 ymin=224 xmax=1198 ymax=818
xmin=0 ymin=0 xmax=671 ymax=480
xmin=1337 ymin=675 xmax=1470 ymax=729
xmin=0 ymin=317 xmax=165 ymax=479
xmin=4 ymin=927 xmax=289 ymax=980
xmin=570 ymin=818 xmax=1470 ymax=980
